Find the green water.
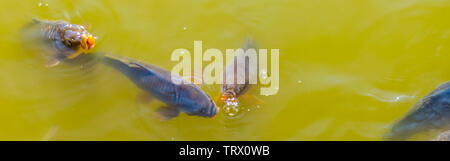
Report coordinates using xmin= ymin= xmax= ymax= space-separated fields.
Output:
xmin=0 ymin=0 xmax=449 ymax=140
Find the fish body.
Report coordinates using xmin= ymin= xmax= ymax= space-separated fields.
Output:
xmin=101 ymin=54 xmax=218 ymax=119
xmin=22 ymin=19 xmax=96 ymax=67
xmin=385 ymin=82 xmax=450 ymax=140
xmin=220 ymin=39 xmax=258 ymax=105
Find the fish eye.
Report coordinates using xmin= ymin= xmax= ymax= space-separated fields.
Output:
xmin=65 ymin=40 xmax=72 ymax=46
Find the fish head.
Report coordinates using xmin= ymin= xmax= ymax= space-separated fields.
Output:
xmin=178 ymin=85 xmax=219 ymax=118
xmin=195 ymin=98 xmax=218 ymax=118
xmin=221 ymin=89 xmax=238 ymax=103
xmin=221 ymin=92 xmax=234 ymax=102
xmin=61 ymin=26 xmax=95 ymax=53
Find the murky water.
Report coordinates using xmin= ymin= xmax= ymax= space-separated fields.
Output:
xmin=0 ymin=0 xmax=449 ymax=140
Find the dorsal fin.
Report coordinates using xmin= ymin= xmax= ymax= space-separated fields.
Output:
xmin=436 ymin=81 xmax=450 ymax=91
xmin=128 ymin=62 xmax=148 ymax=71
xmin=32 ymin=18 xmax=41 ymax=24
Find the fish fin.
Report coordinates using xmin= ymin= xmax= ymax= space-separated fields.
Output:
xmin=154 ymin=105 xmax=180 ymax=121
xmin=242 ymin=36 xmax=258 ymax=50
xmin=128 ymin=62 xmax=148 ymax=71
xmin=242 ymin=94 xmax=264 ymax=105
xmin=135 ymin=91 xmax=154 ymax=104
xmin=82 ymin=22 xmax=92 ymax=30
xmin=45 ymin=57 xmax=61 ymax=68
xmin=434 ymin=130 xmax=450 ymax=141
xmin=181 ymin=74 xmax=203 ymax=85
xmin=32 ymin=18 xmax=42 ymax=24
xmin=436 ymin=81 xmax=450 ymax=91
xmin=66 ymin=52 xmax=83 ymax=59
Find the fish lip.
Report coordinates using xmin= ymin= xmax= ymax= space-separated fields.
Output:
xmin=210 ymin=104 xmax=218 ymax=117
xmin=81 ymin=34 xmax=95 ymax=52
xmin=208 ymin=100 xmax=219 ymax=117
xmin=196 ymin=100 xmax=218 ymax=118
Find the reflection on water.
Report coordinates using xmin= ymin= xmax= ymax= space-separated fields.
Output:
xmin=359 ymin=89 xmax=416 ymax=103
xmin=0 ymin=0 xmax=449 ymax=140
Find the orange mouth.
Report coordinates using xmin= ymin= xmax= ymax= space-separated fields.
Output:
xmin=221 ymin=95 xmax=238 ymax=104
xmin=221 ymin=95 xmax=231 ymax=102
xmin=81 ymin=34 xmax=96 ymax=52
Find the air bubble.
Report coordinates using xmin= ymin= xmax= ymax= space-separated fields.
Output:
xmin=223 ymin=98 xmax=240 ymax=117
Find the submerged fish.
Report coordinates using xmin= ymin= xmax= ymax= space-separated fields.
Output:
xmin=22 ymin=19 xmax=96 ymax=67
xmin=384 ymin=82 xmax=450 ymax=140
xmin=101 ymin=53 xmax=218 ymax=120
xmin=220 ymin=39 xmax=262 ymax=113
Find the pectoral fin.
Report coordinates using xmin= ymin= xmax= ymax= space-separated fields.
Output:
xmin=154 ymin=105 xmax=180 ymax=121
xmin=242 ymin=94 xmax=264 ymax=105
xmin=434 ymin=130 xmax=450 ymax=141
xmin=31 ymin=18 xmax=42 ymax=24
xmin=45 ymin=57 xmax=61 ymax=68
xmin=135 ymin=91 xmax=154 ymax=104
xmin=66 ymin=52 xmax=83 ymax=59
xmin=82 ymin=22 xmax=92 ymax=30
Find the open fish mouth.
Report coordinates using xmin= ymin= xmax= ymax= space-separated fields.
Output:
xmin=81 ymin=34 xmax=96 ymax=52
